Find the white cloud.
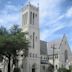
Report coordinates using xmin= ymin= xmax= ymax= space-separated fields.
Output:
xmin=29 ymin=0 xmax=72 ymax=45
xmin=30 ymin=0 xmax=62 ymax=24
xmin=40 ymin=23 xmax=64 ymax=41
xmin=29 ymin=0 xmax=65 ymax=41
xmin=66 ymin=7 xmax=72 ymax=17
xmin=0 ymin=4 xmax=20 ymax=28
xmin=46 ymin=14 xmax=65 ymax=26
xmin=1 ymin=0 xmax=72 ymax=46
xmin=5 ymin=4 xmax=18 ymax=11
xmin=0 ymin=0 xmax=72 ymax=51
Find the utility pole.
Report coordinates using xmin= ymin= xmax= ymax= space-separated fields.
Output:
xmin=51 ymin=44 xmax=56 ymax=72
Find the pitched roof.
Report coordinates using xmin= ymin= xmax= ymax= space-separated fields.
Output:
xmin=47 ymin=38 xmax=62 ymax=48
xmin=47 ymin=38 xmax=62 ymax=55
xmin=47 ymin=35 xmax=67 ymax=55
xmin=40 ymin=40 xmax=47 ymax=55
xmin=40 ymin=35 xmax=70 ymax=55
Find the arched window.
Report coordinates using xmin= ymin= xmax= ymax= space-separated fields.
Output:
xmin=30 ymin=12 xmax=32 ymax=24
xmin=22 ymin=12 xmax=28 ymax=25
xmin=32 ymin=63 xmax=37 ymax=72
xmin=43 ymin=66 xmax=45 ymax=70
xmin=64 ymin=50 xmax=68 ymax=62
xmin=30 ymin=53 xmax=32 ymax=57
xmin=33 ymin=32 xmax=35 ymax=48
xmin=0 ymin=56 xmax=3 ymax=62
xmin=56 ymin=65 xmax=57 ymax=69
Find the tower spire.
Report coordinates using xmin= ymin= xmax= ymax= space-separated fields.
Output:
xmin=28 ymin=0 xmax=30 ymax=5
xmin=37 ymin=3 xmax=39 ymax=8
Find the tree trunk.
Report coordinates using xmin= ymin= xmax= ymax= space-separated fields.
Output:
xmin=8 ymin=55 xmax=11 ymax=72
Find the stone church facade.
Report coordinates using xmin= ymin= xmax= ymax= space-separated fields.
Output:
xmin=21 ymin=3 xmax=40 ymax=72
xmin=47 ymin=35 xmax=72 ymax=70
xmin=20 ymin=3 xmax=49 ymax=72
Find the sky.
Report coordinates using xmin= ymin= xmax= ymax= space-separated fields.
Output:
xmin=0 ymin=0 xmax=72 ymax=51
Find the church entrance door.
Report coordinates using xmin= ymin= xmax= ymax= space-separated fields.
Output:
xmin=32 ymin=68 xmax=35 ymax=72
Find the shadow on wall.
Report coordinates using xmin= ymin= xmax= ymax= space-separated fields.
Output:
xmin=0 ymin=70 xmax=2 ymax=72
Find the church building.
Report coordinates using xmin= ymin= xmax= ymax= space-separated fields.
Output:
xmin=47 ymin=35 xmax=72 ymax=71
xmin=0 ymin=3 xmax=72 ymax=72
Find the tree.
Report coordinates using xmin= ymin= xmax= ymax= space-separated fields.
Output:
xmin=0 ymin=25 xmax=29 ymax=72
xmin=13 ymin=67 xmax=21 ymax=72
xmin=47 ymin=63 xmax=54 ymax=72
xmin=58 ymin=67 xmax=71 ymax=72
xmin=69 ymin=65 xmax=72 ymax=72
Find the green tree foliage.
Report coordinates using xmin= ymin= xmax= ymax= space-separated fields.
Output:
xmin=13 ymin=67 xmax=21 ymax=72
xmin=69 ymin=65 xmax=72 ymax=72
xmin=0 ymin=25 xmax=29 ymax=72
xmin=47 ymin=63 xmax=54 ymax=72
xmin=58 ymin=67 xmax=71 ymax=72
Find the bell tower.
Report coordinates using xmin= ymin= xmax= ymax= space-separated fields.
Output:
xmin=21 ymin=3 xmax=40 ymax=72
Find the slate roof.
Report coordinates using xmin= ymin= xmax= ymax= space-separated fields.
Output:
xmin=40 ymin=35 xmax=70 ymax=56
xmin=40 ymin=40 xmax=47 ymax=55
xmin=40 ymin=36 xmax=64 ymax=55
xmin=47 ymin=35 xmax=67 ymax=55
xmin=47 ymin=38 xmax=63 ymax=55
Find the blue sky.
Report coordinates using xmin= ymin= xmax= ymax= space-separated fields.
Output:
xmin=0 ymin=0 xmax=72 ymax=51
